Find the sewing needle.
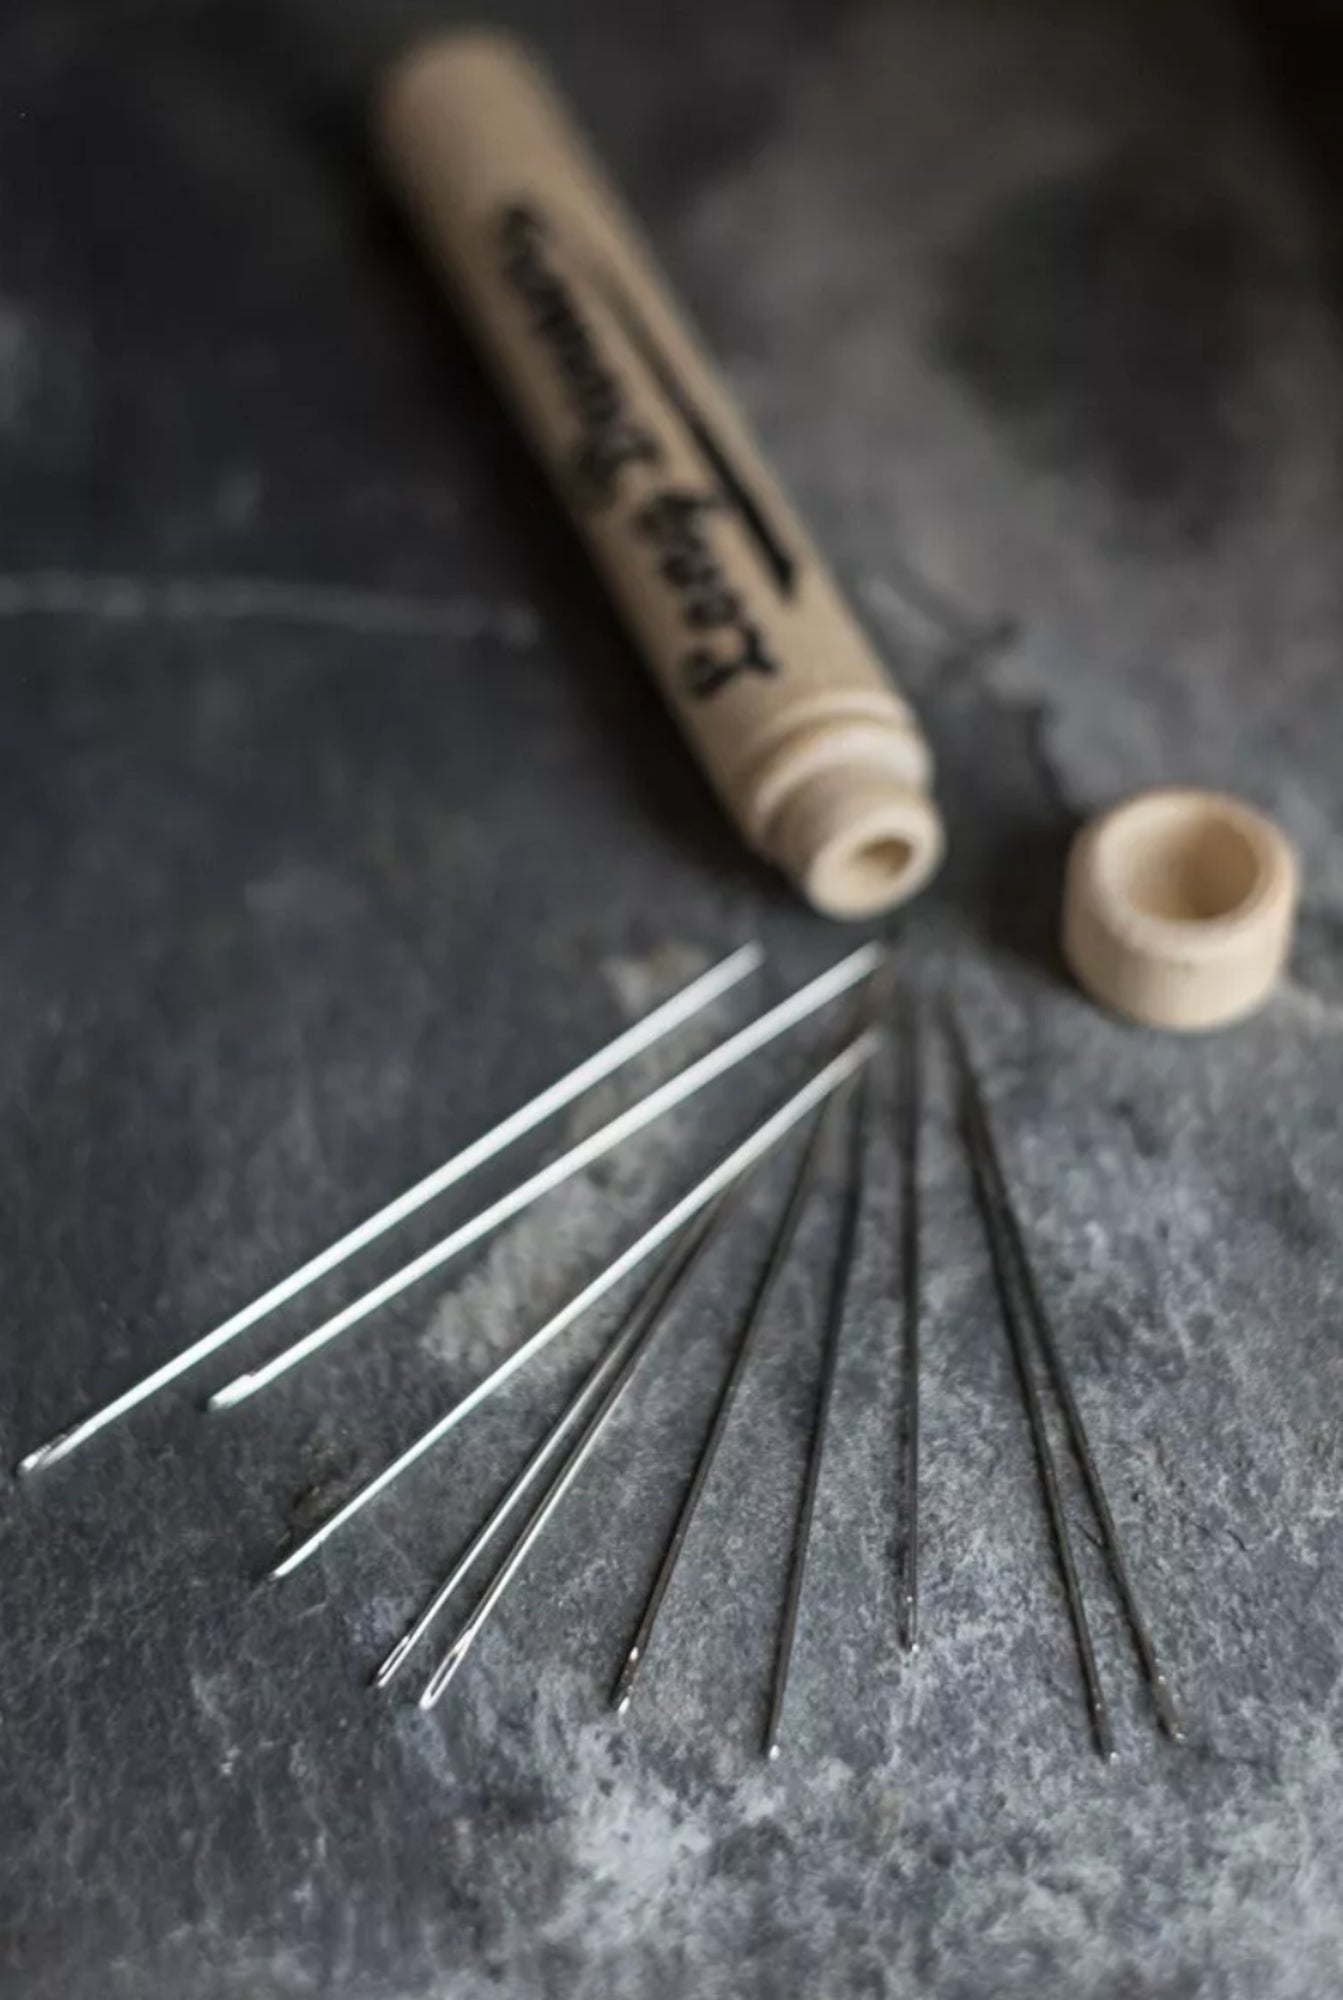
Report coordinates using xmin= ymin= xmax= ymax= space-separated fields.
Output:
xmin=211 ymin=947 xmax=882 ymax=1411
xmin=763 ymin=1072 xmax=868 ymax=1760
xmin=376 ymin=1183 xmax=747 ymax=1690
xmin=272 ymin=1033 xmax=879 ymax=1579
xmin=611 ymin=1079 xmax=848 ymax=1718
xmin=18 ymin=943 xmax=763 ymax=1474
xmin=950 ymin=1015 xmax=1181 ymax=1742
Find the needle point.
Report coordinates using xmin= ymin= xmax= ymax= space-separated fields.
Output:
xmin=16 ymin=1430 xmax=74 ymax=1477
xmin=374 ymin=1637 xmax=413 ymax=1689
xmin=207 ymin=1377 xmax=255 ymax=1412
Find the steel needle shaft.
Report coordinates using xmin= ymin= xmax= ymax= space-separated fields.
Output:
xmin=416 ymin=1193 xmax=742 ymax=1712
xmin=18 ymin=944 xmax=763 ymax=1475
xmin=764 ymin=1073 xmax=867 ymax=1760
xmin=950 ymin=1017 xmax=1182 ymax=1743
xmin=272 ymin=1034 xmax=878 ymax=1579
xmin=949 ymin=1016 xmax=1115 ymax=1761
xmin=211 ymin=947 xmax=882 ymax=1411
xmin=611 ymin=1079 xmax=846 ymax=1718
xmin=377 ymin=1182 xmax=746 ymax=1690
xmin=897 ymin=998 xmax=922 ymax=1654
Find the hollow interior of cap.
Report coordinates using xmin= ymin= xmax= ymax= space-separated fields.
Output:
xmin=1111 ymin=803 xmax=1262 ymax=923
xmin=810 ymin=831 xmax=922 ymax=918
xmin=840 ymin=836 xmax=916 ymax=902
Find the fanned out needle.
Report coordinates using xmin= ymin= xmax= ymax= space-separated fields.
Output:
xmin=17 ymin=943 xmax=763 ymax=1475
xmin=416 ymin=1188 xmax=747 ymax=1713
xmin=947 ymin=1010 xmax=1115 ymax=1762
xmin=377 ymin=1180 xmax=747 ymax=1691
xmin=272 ymin=1032 xmax=879 ymax=1580
xmin=897 ymin=997 xmax=922 ymax=1655
xmin=611 ymin=1074 xmax=847 ymax=1719
xmin=763 ymin=1071 xmax=868 ymax=1761
xmin=949 ymin=1013 xmax=1182 ymax=1744
xmin=210 ymin=945 xmax=882 ymax=1412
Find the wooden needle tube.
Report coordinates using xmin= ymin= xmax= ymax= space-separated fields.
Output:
xmin=375 ymin=31 xmax=943 ymax=919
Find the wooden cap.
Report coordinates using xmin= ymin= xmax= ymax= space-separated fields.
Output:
xmin=1062 ymin=788 xmax=1298 ymax=1032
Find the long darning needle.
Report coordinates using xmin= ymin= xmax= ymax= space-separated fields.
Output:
xmin=611 ymin=1077 xmax=846 ymax=1719
xmin=897 ymin=997 xmax=923 ymax=1654
xmin=949 ymin=1018 xmax=1182 ymax=1743
xmin=272 ymin=1034 xmax=878 ymax=1580
xmin=211 ymin=946 xmax=883 ymax=1413
xmin=416 ymin=1189 xmax=744 ymax=1713
xmin=763 ymin=1073 xmax=868 ymax=1760
xmin=377 ymin=1183 xmax=744 ymax=1690
xmin=949 ymin=1018 xmax=1115 ymax=1762
xmin=18 ymin=944 xmax=763 ymax=1476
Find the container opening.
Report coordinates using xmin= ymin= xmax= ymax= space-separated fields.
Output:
xmin=843 ymin=836 xmax=915 ymax=900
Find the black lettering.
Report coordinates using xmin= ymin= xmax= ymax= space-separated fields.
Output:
xmin=659 ymin=550 xmax=719 ymax=592
xmin=683 ymin=590 xmax=739 ymax=631
xmin=494 ymin=206 xmax=787 ymax=689
xmin=572 ymin=426 xmax=662 ymax=509
xmin=496 ymin=201 xmax=664 ymax=511
xmin=683 ymin=621 xmax=778 ymax=699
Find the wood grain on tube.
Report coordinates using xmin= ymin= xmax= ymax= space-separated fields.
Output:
xmin=375 ymin=30 xmax=944 ymax=918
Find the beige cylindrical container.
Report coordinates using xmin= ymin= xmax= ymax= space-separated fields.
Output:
xmin=1062 ymin=788 xmax=1298 ymax=1032
xmin=375 ymin=30 xmax=943 ymax=919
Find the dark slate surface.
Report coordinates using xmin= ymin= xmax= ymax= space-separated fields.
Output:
xmin=3 ymin=2 xmax=1343 ymax=1994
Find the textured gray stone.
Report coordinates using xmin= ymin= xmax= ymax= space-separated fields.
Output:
xmin=2 ymin=1 xmax=1343 ymax=1994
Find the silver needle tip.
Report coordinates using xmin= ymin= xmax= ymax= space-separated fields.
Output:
xmin=206 ymin=1377 xmax=255 ymax=1412
xmin=16 ymin=1431 xmax=75 ymax=1476
xmin=373 ymin=1636 xmax=414 ymax=1689
xmin=1154 ymin=1685 xmax=1185 ymax=1742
